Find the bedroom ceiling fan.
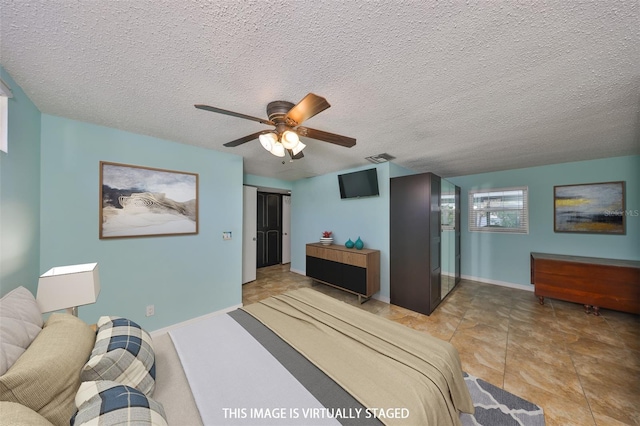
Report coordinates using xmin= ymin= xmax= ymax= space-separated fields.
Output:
xmin=194 ymin=93 xmax=356 ymax=160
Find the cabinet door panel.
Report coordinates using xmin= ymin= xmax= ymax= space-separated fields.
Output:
xmin=339 ymin=264 xmax=367 ymax=294
xmin=306 ymin=256 xmax=326 ymax=281
xmin=390 ymin=174 xmax=431 ymax=312
xmin=306 ymin=255 xmax=367 ymax=296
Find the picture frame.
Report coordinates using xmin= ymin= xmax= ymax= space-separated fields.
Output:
xmin=99 ymin=161 xmax=199 ymax=239
xmin=554 ymin=181 xmax=625 ymax=235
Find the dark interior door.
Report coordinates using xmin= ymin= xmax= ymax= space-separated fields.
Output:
xmin=257 ymin=192 xmax=282 ymax=268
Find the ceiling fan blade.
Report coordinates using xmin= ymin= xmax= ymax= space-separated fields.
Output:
xmin=285 ymin=93 xmax=331 ymax=126
xmin=195 ymin=104 xmax=274 ymax=126
xmin=223 ymin=131 xmax=270 ymax=147
xmin=287 ymin=149 xmax=305 ymax=160
xmin=296 ymin=126 xmax=356 ymax=148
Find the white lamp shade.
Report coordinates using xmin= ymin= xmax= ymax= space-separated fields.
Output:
xmin=259 ymin=133 xmax=277 ymax=151
xmin=36 ymin=263 xmax=101 ymax=313
xmin=281 ymin=130 xmax=300 ymax=149
xmin=291 ymin=141 xmax=306 ymax=156
xmin=270 ymin=142 xmax=286 ymax=157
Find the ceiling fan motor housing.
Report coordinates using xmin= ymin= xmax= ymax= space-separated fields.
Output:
xmin=267 ymin=101 xmax=296 ymax=129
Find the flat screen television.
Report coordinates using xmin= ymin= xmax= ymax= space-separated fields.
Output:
xmin=338 ymin=168 xmax=379 ymax=199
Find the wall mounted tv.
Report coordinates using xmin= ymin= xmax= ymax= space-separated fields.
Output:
xmin=338 ymin=168 xmax=380 ymax=199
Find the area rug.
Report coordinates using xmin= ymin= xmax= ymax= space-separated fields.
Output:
xmin=462 ymin=373 xmax=545 ymax=426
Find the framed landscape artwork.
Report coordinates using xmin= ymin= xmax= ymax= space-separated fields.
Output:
xmin=99 ymin=162 xmax=199 ymax=239
xmin=554 ymin=181 xmax=625 ymax=235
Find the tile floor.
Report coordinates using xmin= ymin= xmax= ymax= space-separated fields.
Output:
xmin=243 ymin=264 xmax=640 ymax=426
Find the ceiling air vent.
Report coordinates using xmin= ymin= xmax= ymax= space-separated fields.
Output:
xmin=365 ymin=153 xmax=395 ymax=164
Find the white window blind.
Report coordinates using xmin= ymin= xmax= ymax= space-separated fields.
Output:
xmin=469 ymin=186 xmax=528 ymax=234
xmin=0 ymin=78 xmax=12 ymax=154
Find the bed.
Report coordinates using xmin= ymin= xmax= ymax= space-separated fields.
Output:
xmin=1 ymin=286 xmax=543 ymax=426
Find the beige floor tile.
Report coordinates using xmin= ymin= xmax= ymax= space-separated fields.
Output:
xmin=461 ymin=306 xmax=510 ymax=332
xmin=565 ymin=334 xmax=640 ymax=370
xmin=436 ymin=297 xmax=469 ymax=317
xmin=571 ymin=352 xmax=640 ymax=425
xmin=503 ymin=374 xmax=594 ymax=426
xmin=451 ymin=332 xmax=507 ymax=374
xmin=505 ymin=348 xmax=585 ymax=405
xmin=507 ymin=336 xmax=573 ymax=369
xmin=456 ymin=318 xmax=509 ymax=345
xmin=592 ymin=411 xmax=638 ymax=426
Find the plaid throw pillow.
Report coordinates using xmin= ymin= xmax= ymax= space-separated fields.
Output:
xmin=72 ymin=381 xmax=167 ymax=426
xmin=81 ymin=316 xmax=156 ymax=396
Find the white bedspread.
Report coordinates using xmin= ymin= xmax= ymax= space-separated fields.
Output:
xmin=169 ymin=313 xmax=339 ymax=425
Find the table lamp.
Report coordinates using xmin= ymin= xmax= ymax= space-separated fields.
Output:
xmin=36 ymin=263 xmax=101 ymax=316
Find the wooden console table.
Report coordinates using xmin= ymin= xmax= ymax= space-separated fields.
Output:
xmin=530 ymin=252 xmax=640 ymax=315
xmin=306 ymin=243 xmax=380 ymax=303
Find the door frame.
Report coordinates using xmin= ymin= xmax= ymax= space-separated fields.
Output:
xmin=242 ymin=186 xmax=257 ymax=284
xmin=282 ymin=195 xmax=291 ymax=264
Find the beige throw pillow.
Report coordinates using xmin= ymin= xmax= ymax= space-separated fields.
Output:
xmin=0 ymin=401 xmax=54 ymax=426
xmin=0 ymin=286 xmax=44 ymax=375
xmin=0 ymin=313 xmax=95 ymax=426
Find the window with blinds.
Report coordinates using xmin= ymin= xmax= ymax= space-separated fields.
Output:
xmin=469 ymin=186 xmax=528 ymax=233
xmin=0 ymin=78 xmax=12 ymax=154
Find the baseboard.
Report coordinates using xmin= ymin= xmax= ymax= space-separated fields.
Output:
xmin=461 ymin=274 xmax=534 ymax=292
xmin=150 ymin=303 xmax=243 ymax=337
xmin=289 ymin=267 xmax=305 ymax=276
xmin=372 ymin=294 xmax=390 ymax=303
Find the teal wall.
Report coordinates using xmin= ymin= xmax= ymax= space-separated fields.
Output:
xmin=450 ymin=155 xmax=640 ymax=287
xmin=389 ymin=162 xmax=416 ymax=178
xmin=0 ymin=68 xmax=42 ymax=296
xmin=243 ymin=174 xmax=293 ymax=192
xmin=39 ymin=115 xmax=244 ymax=329
xmin=291 ymin=163 xmax=391 ymax=301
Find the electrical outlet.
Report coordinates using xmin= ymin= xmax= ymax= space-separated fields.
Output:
xmin=146 ymin=305 xmax=155 ymax=317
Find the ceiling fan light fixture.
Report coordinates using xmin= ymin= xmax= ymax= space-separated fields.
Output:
xmin=270 ymin=141 xmax=286 ymax=157
xmin=259 ymin=132 xmax=277 ymax=152
xmin=291 ymin=141 xmax=306 ymax=156
xmin=281 ymin=130 xmax=300 ymax=150
xmin=197 ymin=93 xmax=356 ymax=159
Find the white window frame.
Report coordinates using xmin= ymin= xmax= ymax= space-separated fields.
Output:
xmin=469 ymin=186 xmax=529 ymax=234
xmin=0 ymin=78 xmax=12 ymax=154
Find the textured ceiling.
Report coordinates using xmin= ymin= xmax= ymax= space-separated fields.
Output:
xmin=1 ymin=1 xmax=639 ymax=180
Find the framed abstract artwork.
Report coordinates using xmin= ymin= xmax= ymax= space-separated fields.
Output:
xmin=554 ymin=181 xmax=625 ymax=234
xmin=99 ymin=162 xmax=199 ymax=239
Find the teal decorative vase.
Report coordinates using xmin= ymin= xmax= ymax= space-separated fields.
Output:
xmin=354 ymin=236 xmax=364 ymax=250
xmin=345 ymin=238 xmax=355 ymax=249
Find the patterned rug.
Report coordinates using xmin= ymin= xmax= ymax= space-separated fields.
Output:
xmin=462 ymin=373 xmax=545 ymax=425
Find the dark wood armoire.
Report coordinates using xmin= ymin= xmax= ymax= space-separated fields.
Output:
xmin=390 ymin=172 xmax=460 ymax=315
